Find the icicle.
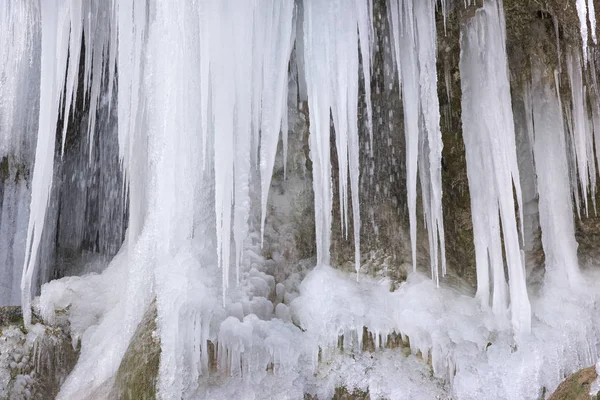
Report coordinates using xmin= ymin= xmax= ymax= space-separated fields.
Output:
xmin=388 ymin=0 xmax=420 ymax=273
xmin=565 ymin=106 xmax=583 ymax=219
xmin=302 ymin=0 xmax=372 ymax=274
xmin=21 ymin=0 xmax=75 ymax=326
xmin=459 ymin=0 xmax=530 ymax=333
xmin=356 ymin=0 xmax=374 ymax=149
xmin=212 ymin=5 xmax=236 ymax=300
xmin=60 ymin=0 xmax=82 ymax=157
xmin=444 ymin=57 xmax=452 ymax=105
xmin=553 ymin=14 xmax=562 ymax=74
xmin=588 ymin=0 xmax=597 ymax=45
xmin=117 ymin=0 xmax=148 ymax=245
xmin=567 ymin=49 xmax=593 ymax=215
xmin=414 ymin=0 xmax=446 ymax=279
xmin=584 ymin=92 xmax=597 ymax=211
xmin=258 ymin=0 xmax=296 ymax=249
xmin=530 ymin=64 xmax=581 ymax=287
xmin=232 ymin=2 xmax=255 ymax=286
xmin=0 ymin=3 xmax=39 ymax=306
xmin=592 ymin=98 xmax=600 ymax=196
xmin=576 ymin=0 xmax=589 ymax=63
xmin=387 ymin=0 xmax=446 ymax=279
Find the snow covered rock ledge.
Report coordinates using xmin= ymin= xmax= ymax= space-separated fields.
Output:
xmin=0 ymin=306 xmax=79 ymax=399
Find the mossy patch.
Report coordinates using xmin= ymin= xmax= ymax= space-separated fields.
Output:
xmin=110 ymin=301 xmax=160 ymax=400
xmin=549 ymin=366 xmax=599 ymax=400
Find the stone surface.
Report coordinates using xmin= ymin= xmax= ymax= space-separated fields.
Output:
xmin=108 ymin=301 xmax=160 ymax=400
xmin=549 ymin=366 xmax=599 ymax=400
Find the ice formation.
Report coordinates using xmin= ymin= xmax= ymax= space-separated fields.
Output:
xmin=387 ymin=0 xmax=446 ymax=281
xmin=2 ymin=0 xmax=600 ymax=399
xmin=459 ymin=0 xmax=530 ymax=333
xmin=530 ymin=67 xmax=582 ymax=286
xmin=0 ymin=2 xmax=39 ymax=307
xmin=576 ymin=0 xmax=597 ymax=62
xmin=302 ymin=0 xmax=373 ymax=274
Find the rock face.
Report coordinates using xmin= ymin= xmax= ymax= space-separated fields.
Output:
xmin=0 ymin=306 xmax=79 ymax=400
xmin=108 ymin=302 xmax=160 ymax=400
xmin=549 ymin=367 xmax=599 ymax=400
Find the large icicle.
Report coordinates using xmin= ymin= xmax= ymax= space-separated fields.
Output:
xmin=387 ymin=0 xmax=446 ymax=281
xmin=302 ymin=0 xmax=373 ymax=273
xmin=21 ymin=0 xmax=115 ymax=324
xmin=388 ymin=0 xmax=420 ymax=274
xmin=258 ymin=0 xmax=296 ymax=250
xmin=531 ymin=66 xmax=581 ymax=287
xmin=414 ymin=0 xmax=446 ymax=282
xmin=0 ymin=2 xmax=39 ymax=306
xmin=459 ymin=0 xmax=531 ymax=333
xmin=117 ymin=0 xmax=148 ymax=246
xmin=21 ymin=0 xmax=71 ymax=325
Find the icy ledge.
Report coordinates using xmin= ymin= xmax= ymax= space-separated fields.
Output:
xmin=36 ymin=262 xmax=600 ymax=399
xmin=292 ymin=265 xmax=600 ymax=399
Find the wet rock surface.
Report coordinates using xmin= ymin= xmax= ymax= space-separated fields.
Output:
xmin=549 ymin=366 xmax=599 ymax=400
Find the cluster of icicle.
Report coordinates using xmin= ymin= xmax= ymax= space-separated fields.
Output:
xmin=10 ymin=0 xmax=600 ymax=335
xmin=16 ymin=0 xmax=453 ymax=322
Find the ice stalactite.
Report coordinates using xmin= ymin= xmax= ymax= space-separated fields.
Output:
xmin=0 ymin=2 xmax=39 ymax=163
xmin=459 ymin=0 xmax=530 ymax=333
xmin=387 ymin=0 xmax=446 ymax=283
xmin=577 ymin=0 xmax=589 ymax=63
xmin=119 ymin=1 xmax=296 ymax=398
xmin=567 ymin=48 xmax=598 ymax=215
xmin=257 ymin=0 xmax=296 ymax=266
xmin=414 ymin=0 xmax=446 ymax=283
xmin=21 ymin=0 xmax=114 ymax=324
xmin=302 ymin=0 xmax=373 ymax=274
xmin=116 ymin=0 xmax=148 ymax=247
xmin=21 ymin=0 xmax=68 ymax=326
xmin=0 ymin=2 xmax=39 ymax=306
xmin=530 ymin=66 xmax=581 ymax=287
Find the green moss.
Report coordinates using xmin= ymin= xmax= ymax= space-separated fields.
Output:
xmin=333 ymin=387 xmax=370 ymax=400
xmin=0 ymin=306 xmax=24 ymax=327
xmin=304 ymin=387 xmax=371 ymax=400
xmin=110 ymin=302 xmax=160 ymax=400
xmin=549 ymin=367 xmax=598 ymax=400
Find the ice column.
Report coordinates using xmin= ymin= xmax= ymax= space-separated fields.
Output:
xmin=459 ymin=0 xmax=531 ymax=333
xmin=302 ymin=0 xmax=373 ymax=273
xmin=0 ymin=2 xmax=39 ymax=306
xmin=531 ymin=66 xmax=581 ymax=287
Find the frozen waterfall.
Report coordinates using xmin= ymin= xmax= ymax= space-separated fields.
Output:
xmin=1 ymin=0 xmax=600 ymax=399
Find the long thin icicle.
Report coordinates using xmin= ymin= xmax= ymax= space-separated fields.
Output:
xmin=21 ymin=0 xmax=74 ymax=326
xmin=302 ymin=0 xmax=372 ymax=274
xmin=576 ymin=0 xmax=589 ymax=63
xmin=387 ymin=0 xmax=446 ymax=282
xmin=567 ymin=49 xmax=595 ymax=215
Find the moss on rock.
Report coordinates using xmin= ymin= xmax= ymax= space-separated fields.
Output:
xmin=109 ymin=301 xmax=160 ymax=400
xmin=549 ymin=366 xmax=599 ymax=400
